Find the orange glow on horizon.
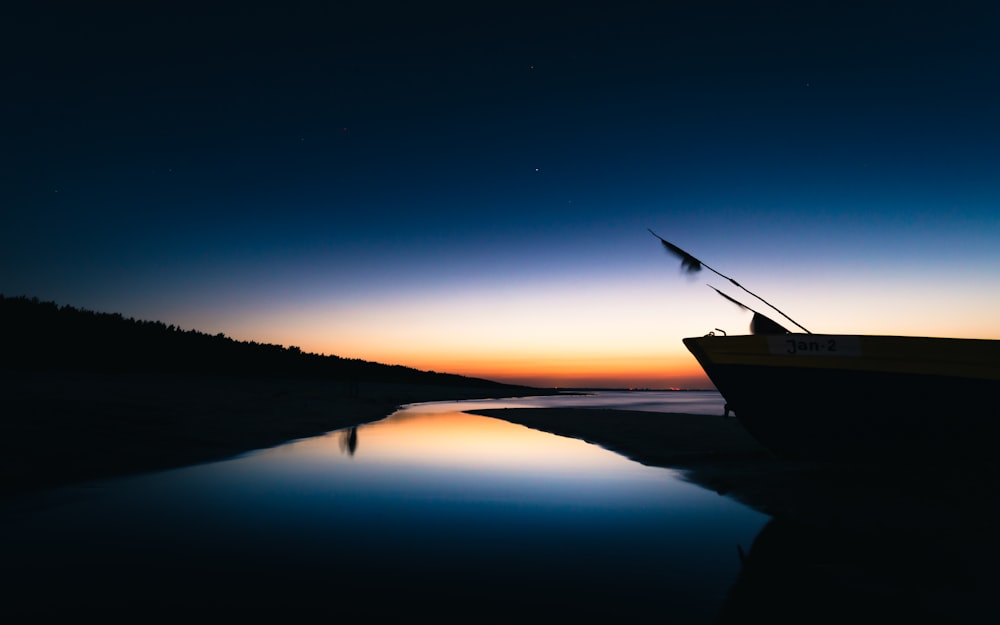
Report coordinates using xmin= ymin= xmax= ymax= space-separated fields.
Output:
xmin=377 ymin=353 xmax=713 ymax=390
xmin=218 ymin=293 xmax=724 ymax=390
xmin=226 ymin=324 xmax=713 ymax=389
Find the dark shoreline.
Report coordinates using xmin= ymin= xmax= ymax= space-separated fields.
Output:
xmin=0 ymin=370 xmax=555 ymax=500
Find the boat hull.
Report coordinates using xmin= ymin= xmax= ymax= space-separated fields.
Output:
xmin=683 ymin=334 xmax=1000 ymax=461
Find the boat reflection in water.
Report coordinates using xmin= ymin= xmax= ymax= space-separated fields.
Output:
xmin=682 ymin=454 xmax=999 ymax=624
xmin=717 ymin=516 xmax=994 ymax=624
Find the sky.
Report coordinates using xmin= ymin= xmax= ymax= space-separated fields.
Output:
xmin=3 ymin=1 xmax=1000 ymax=389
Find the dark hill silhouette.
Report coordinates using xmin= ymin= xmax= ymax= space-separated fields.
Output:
xmin=0 ymin=294 xmax=529 ymax=391
xmin=1 ymin=294 xmax=554 ymax=498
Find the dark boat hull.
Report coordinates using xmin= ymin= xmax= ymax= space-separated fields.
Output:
xmin=683 ymin=334 xmax=1000 ymax=461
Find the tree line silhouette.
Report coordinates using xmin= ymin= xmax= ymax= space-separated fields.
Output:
xmin=0 ymin=294 xmax=525 ymax=389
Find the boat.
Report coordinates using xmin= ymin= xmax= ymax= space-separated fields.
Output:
xmin=650 ymin=230 xmax=1000 ymax=461
xmin=683 ymin=332 xmax=1000 ymax=460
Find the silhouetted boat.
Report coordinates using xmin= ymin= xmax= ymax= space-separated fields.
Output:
xmin=649 ymin=230 xmax=1000 ymax=461
xmin=683 ymin=333 xmax=1000 ymax=460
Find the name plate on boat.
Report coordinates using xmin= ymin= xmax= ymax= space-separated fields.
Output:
xmin=767 ymin=335 xmax=862 ymax=357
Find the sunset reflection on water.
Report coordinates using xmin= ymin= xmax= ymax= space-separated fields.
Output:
xmin=1 ymin=392 xmax=767 ymax=620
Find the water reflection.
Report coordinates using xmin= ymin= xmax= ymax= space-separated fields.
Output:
xmin=0 ymin=393 xmax=766 ymax=620
xmin=3 ymin=391 xmax=991 ymax=621
xmin=338 ymin=426 xmax=358 ymax=455
xmin=406 ymin=389 xmax=727 ymax=415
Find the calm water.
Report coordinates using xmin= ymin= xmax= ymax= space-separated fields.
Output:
xmin=6 ymin=390 xmax=987 ymax=621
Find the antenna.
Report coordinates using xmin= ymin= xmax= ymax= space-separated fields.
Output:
xmin=648 ymin=229 xmax=811 ymax=333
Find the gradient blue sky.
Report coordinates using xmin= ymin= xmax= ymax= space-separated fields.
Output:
xmin=4 ymin=1 xmax=999 ymax=388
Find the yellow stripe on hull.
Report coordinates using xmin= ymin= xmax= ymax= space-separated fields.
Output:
xmin=685 ymin=334 xmax=1000 ymax=382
